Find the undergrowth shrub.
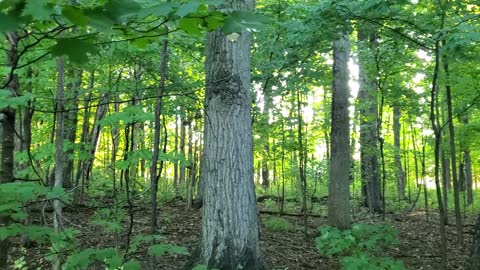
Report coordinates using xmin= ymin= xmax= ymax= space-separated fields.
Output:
xmin=263 ymin=216 xmax=295 ymax=232
xmin=0 ymin=182 xmax=188 ymax=269
xmin=315 ymin=223 xmax=406 ymax=270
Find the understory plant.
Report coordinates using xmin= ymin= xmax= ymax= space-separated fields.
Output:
xmin=315 ymin=223 xmax=406 ymax=270
xmin=0 ymin=182 xmax=188 ymax=269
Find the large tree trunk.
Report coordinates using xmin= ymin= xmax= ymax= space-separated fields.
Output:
xmin=198 ymin=0 xmax=264 ymax=268
xmin=357 ymin=27 xmax=382 ymax=213
xmin=327 ymin=32 xmax=351 ymax=230
xmin=467 ymin=215 xmax=480 ymax=270
xmin=0 ymin=31 xmax=20 ymax=269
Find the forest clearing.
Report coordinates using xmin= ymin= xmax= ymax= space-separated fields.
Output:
xmin=1 ymin=0 xmax=480 ymax=269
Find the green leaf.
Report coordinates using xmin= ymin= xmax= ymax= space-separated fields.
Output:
xmin=0 ymin=12 xmax=19 ymax=33
xmin=176 ymin=1 xmax=203 ymax=17
xmin=0 ymin=90 xmax=32 ymax=109
xmin=222 ymin=11 xmax=270 ymax=34
xmin=104 ymin=0 xmax=142 ymax=23
xmin=179 ymin=17 xmax=204 ymax=35
xmin=21 ymin=0 xmax=53 ymax=21
xmin=51 ymin=38 xmax=98 ymax=64
xmin=62 ymin=6 xmax=89 ymax=26
xmin=138 ymin=2 xmax=178 ymax=18
xmin=205 ymin=11 xmax=225 ymax=30
xmin=123 ymin=260 xmax=141 ymax=270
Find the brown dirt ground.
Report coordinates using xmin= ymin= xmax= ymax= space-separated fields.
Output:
xmin=8 ymin=200 xmax=476 ymax=270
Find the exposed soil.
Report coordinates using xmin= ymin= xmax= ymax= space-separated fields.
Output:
xmin=8 ymin=199 xmax=476 ymax=270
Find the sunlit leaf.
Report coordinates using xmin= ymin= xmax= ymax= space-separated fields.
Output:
xmin=179 ymin=17 xmax=204 ymax=35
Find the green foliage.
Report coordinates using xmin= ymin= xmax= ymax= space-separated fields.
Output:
xmin=0 ymin=182 xmax=70 ymax=222
xmin=13 ymin=256 xmax=27 ymax=270
xmin=63 ymin=247 xmax=139 ymax=270
xmin=63 ymin=234 xmax=186 ymax=269
xmin=222 ymin=11 xmax=270 ymax=34
xmin=0 ymin=90 xmax=32 ymax=110
xmin=315 ymin=223 xmax=406 ymax=270
xmin=263 ymin=216 xmax=295 ymax=232
xmin=90 ymin=207 xmax=127 ymax=233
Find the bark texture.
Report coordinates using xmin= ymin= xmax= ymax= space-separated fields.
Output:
xmin=199 ymin=0 xmax=264 ymax=268
xmin=0 ymin=31 xmax=19 ymax=269
xmin=467 ymin=215 xmax=480 ymax=270
xmin=327 ymin=33 xmax=351 ymax=230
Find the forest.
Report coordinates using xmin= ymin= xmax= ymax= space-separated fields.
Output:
xmin=0 ymin=0 xmax=479 ymax=269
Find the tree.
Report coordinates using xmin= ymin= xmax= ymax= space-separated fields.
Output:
xmin=197 ymin=0 xmax=265 ymax=267
xmin=0 ymin=31 xmax=19 ymax=270
xmin=357 ymin=26 xmax=382 ymax=213
xmin=327 ymin=32 xmax=351 ymax=230
xmin=393 ymin=105 xmax=406 ymax=200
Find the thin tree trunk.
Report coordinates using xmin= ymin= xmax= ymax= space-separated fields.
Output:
xmin=328 ymin=32 xmax=351 ymax=230
xmin=62 ymin=69 xmax=82 ymax=189
xmin=53 ymin=56 xmax=66 ymax=270
xmin=430 ymin=29 xmax=448 ymax=269
xmin=296 ymin=91 xmax=308 ymax=238
xmin=443 ymin=45 xmax=464 ymax=245
xmin=174 ymin=113 xmax=179 ymax=190
xmin=150 ymin=32 xmax=168 ymax=234
xmin=465 ymin=151 xmax=473 ymax=205
xmin=393 ymin=105 xmax=405 ymax=200
xmin=179 ymin=117 xmax=187 ymax=185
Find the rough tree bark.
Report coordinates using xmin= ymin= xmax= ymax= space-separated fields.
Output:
xmin=196 ymin=0 xmax=265 ymax=268
xmin=327 ymin=32 xmax=351 ymax=230
xmin=466 ymin=215 xmax=480 ymax=270
xmin=0 ymin=31 xmax=19 ymax=270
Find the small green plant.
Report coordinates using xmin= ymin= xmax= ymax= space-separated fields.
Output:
xmin=263 ymin=216 xmax=295 ymax=232
xmin=315 ymin=223 xmax=406 ymax=270
xmin=90 ymin=207 xmax=127 ymax=233
xmin=13 ymin=256 xmax=27 ymax=270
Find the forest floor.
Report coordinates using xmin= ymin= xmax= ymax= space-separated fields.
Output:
xmin=10 ymin=198 xmax=477 ymax=270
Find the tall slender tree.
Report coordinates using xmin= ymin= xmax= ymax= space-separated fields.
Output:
xmin=357 ymin=25 xmax=382 ymax=213
xmin=328 ymin=32 xmax=351 ymax=230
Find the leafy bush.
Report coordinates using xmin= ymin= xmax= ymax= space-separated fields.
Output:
xmin=263 ymin=216 xmax=295 ymax=232
xmin=315 ymin=223 xmax=406 ymax=270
